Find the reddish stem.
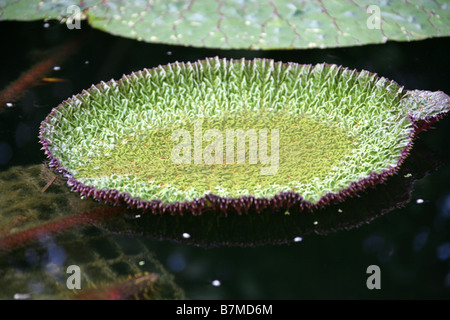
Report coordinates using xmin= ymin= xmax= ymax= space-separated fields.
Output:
xmin=0 ymin=206 xmax=123 ymax=252
xmin=73 ymin=273 xmax=160 ymax=300
xmin=0 ymin=37 xmax=83 ymax=110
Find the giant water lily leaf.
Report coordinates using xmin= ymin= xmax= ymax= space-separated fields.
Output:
xmin=39 ymin=58 xmax=450 ymax=215
xmin=0 ymin=0 xmax=449 ymax=49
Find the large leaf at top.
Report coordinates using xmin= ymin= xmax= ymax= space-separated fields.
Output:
xmin=0 ymin=0 xmax=449 ymax=49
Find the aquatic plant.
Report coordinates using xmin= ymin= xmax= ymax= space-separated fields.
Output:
xmin=2 ymin=0 xmax=449 ymax=302
xmin=0 ymin=164 xmax=98 ymax=243
xmin=1 ymin=0 xmax=449 ymax=49
xmin=0 ymin=221 xmax=185 ymax=300
xmin=39 ymin=57 xmax=450 ymax=215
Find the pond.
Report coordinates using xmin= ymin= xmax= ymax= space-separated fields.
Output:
xmin=0 ymin=20 xmax=449 ymax=300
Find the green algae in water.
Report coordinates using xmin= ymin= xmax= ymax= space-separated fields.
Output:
xmin=77 ymin=112 xmax=354 ymax=199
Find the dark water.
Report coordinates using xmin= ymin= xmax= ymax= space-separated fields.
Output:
xmin=0 ymin=20 xmax=449 ymax=299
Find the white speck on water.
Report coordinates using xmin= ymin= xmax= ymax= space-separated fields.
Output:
xmin=182 ymin=232 xmax=191 ymax=239
xmin=14 ymin=293 xmax=31 ymax=300
xmin=53 ymin=66 xmax=61 ymax=71
xmin=6 ymin=102 xmax=14 ymax=107
xmin=212 ymin=280 xmax=221 ymax=287
xmin=294 ymin=236 xmax=303 ymax=242
xmin=416 ymin=199 xmax=424 ymax=204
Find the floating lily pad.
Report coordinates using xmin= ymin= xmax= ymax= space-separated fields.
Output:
xmin=39 ymin=57 xmax=450 ymax=215
xmin=1 ymin=0 xmax=449 ymax=49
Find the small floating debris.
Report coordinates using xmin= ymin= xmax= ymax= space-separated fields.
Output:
xmin=211 ymin=280 xmax=221 ymax=287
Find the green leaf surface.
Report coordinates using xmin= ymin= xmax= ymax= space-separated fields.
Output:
xmin=39 ymin=58 xmax=450 ymax=207
xmin=1 ymin=0 xmax=449 ymax=49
